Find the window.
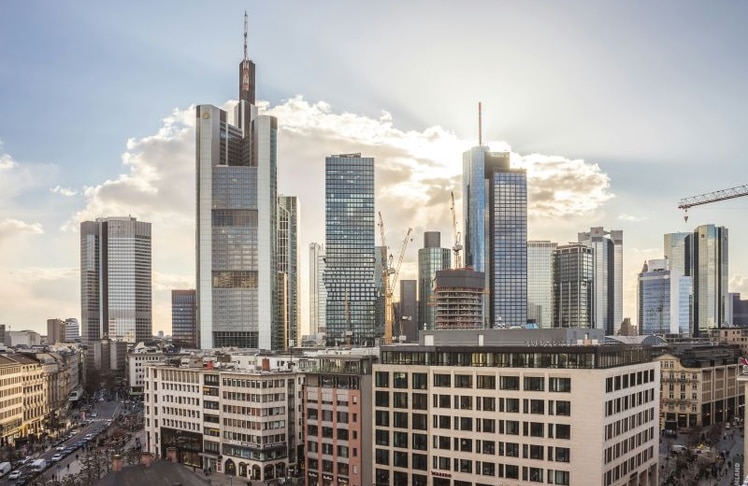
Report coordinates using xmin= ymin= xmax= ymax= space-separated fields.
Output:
xmin=477 ymin=375 xmax=496 ymax=389
xmin=412 ymin=393 xmax=428 ymax=410
xmin=412 ymin=373 xmax=428 ymax=389
xmin=529 ymin=445 xmax=544 ymax=460
xmin=506 ymin=465 xmax=519 ymax=479
xmin=393 ymin=431 xmax=408 ymax=448
xmin=412 ymin=433 xmax=428 ymax=451
xmin=527 ymin=467 xmax=543 ymax=482
xmin=556 ymin=424 xmax=571 ymax=440
xmin=481 ymin=462 xmax=495 ymax=476
xmin=505 ymin=442 xmax=520 ymax=457
xmin=393 ymin=412 xmax=408 ymax=428
xmin=413 ymin=453 xmax=428 ymax=471
xmin=455 ymin=374 xmax=473 ymax=388
xmin=459 ymin=417 xmax=473 ymax=431
xmin=393 ymin=392 xmax=408 ymax=408
xmin=393 ymin=451 xmax=408 ymax=468
xmin=500 ymin=375 xmax=520 ymax=390
xmin=530 ymin=399 xmax=545 ymax=414
xmin=375 ymin=372 xmax=389 ymax=387
xmin=375 ymin=449 xmax=389 ymax=465
xmin=550 ymin=377 xmax=571 ymax=392
xmin=459 ymin=395 xmax=473 ymax=410
xmin=375 ymin=430 xmax=389 ymax=446
xmin=375 ymin=391 xmax=389 ymax=407
xmin=552 ymin=470 xmax=570 ymax=485
xmin=506 ymin=398 xmax=520 ymax=413
xmin=482 ymin=419 xmax=496 ymax=433
xmin=555 ymin=400 xmax=571 ymax=416
xmin=375 ymin=410 xmax=389 ymax=426
xmin=438 ymin=415 xmax=451 ymax=429
xmin=434 ymin=374 xmax=451 ymax=387
xmin=483 ymin=397 xmax=496 ymax=411
xmin=529 ymin=422 xmax=544 ymax=437
xmin=524 ymin=376 xmax=544 ymax=391
xmin=393 ymin=372 xmax=408 ymax=388
xmin=555 ymin=447 xmax=570 ymax=462
xmin=412 ymin=413 xmax=428 ymax=430
xmin=506 ymin=420 xmax=520 ymax=435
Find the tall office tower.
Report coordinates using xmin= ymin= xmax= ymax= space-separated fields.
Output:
xmin=65 ymin=318 xmax=80 ymax=342
xmin=397 ymin=280 xmax=418 ymax=342
xmin=374 ymin=245 xmax=386 ymax=337
xmin=323 ymin=154 xmax=376 ymax=345
xmin=553 ymin=243 xmax=593 ymax=328
xmin=417 ymin=231 xmax=451 ymax=331
xmin=278 ymin=195 xmax=299 ymax=348
xmin=196 ymin=16 xmax=278 ymax=349
xmin=463 ymin=147 xmax=527 ymax=328
xmin=692 ymin=224 xmax=728 ymax=334
xmin=308 ymin=242 xmax=326 ymax=336
xmin=578 ymin=227 xmax=623 ymax=335
xmin=664 ymin=232 xmax=693 ymax=335
xmin=527 ymin=240 xmax=558 ymax=328
xmin=47 ymin=318 xmax=66 ymax=344
xmin=434 ymin=268 xmax=485 ymax=329
xmin=638 ymin=259 xmax=671 ymax=334
xmin=171 ymin=289 xmax=197 ymax=348
xmin=80 ymin=217 xmax=152 ymax=345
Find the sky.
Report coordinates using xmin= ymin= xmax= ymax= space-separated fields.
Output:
xmin=2 ymin=1 xmax=748 ymax=337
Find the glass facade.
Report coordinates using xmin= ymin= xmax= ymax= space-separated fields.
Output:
xmin=693 ymin=224 xmax=728 ymax=335
xmin=527 ymin=241 xmax=557 ymax=328
xmin=80 ymin=217 xmax=152 ymax=345
xmin=552 ymin=243 xmax=592 ymax=328
xmin=277 ymin=195 xmax=299 ymax=349
xmin=196 ymin=58 xmax=279 ymax=350
xmin=637 ymin=260 xmax=670 ymax=335
xmin=418 ymin=232 xmax=451 ymax=331
xmin=172 ymin=289 xmax=197 ymax=348
xmin=578 ymin=228 xmax=623 ymax=335
xmin=309 ymin=243 xmax=326 ymax=336
xmin=463 ymin=147 xmax=527 ymax=328
xmin=323 ymin=154 xmax=377 ymax=345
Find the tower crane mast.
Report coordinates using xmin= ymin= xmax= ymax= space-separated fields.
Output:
xmin=450 ymin=191 xmax=463 ymax=269
xmin=378 ymin=212 xmax=412 ymax=344
xmin=678 ymin=184 xmax=748 ymax=222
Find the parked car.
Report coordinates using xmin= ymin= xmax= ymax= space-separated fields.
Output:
xmin=50 ymin=454 xmax=63 ymax=463
xmin=8 ymin=470 xmax=22 ymax=480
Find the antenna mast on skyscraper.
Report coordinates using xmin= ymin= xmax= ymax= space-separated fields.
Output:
xmin=478 ymin=102 xmax=483 ymax=146
xmin=243 ymin=11 xmax=249 ymax=61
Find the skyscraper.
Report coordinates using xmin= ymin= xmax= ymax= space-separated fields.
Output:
xmin=693 ymin=224 xmax=728 ymax=334
xmin=196 ymin=15 xmax=278 ymax=349
xmin=323 ymin=153 xmax=376 ymax=345
xmin=417 ymin=231 xmax=451 ymax=331
xmin=637 ymin=259 xmax=671 ymax=334
xmin=463 ymin=147 xmax=527 ymax=328
xmin=80 ymin=217 xmax=152 ymax=344
xmin=171 ymin=289 xmax=197 ymax=349
xmin=553 ymin=243 xmax=593 ymax=329
xmin=308 ymin=242 xmax=326 ymax=337
xmin=278 ymin=195 xmax=299 ymax=348
xmin=434 ymin=268 xmax=485 ymax=329
xmin=397 ymin=279 xmax=418 ymax=342
xmin=578 ymin=227 xmax=623 ymax=335
xmin=527 ymin=240 xmax=557 ymax=328
xmin=664 ymin=232 xmax=693 ymax=335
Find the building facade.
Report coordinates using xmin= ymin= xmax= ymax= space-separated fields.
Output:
xmin=553 ymin=243 xmax=593 ymax=329
xmin=278 ymin=195 xmax=300 ymax=349
xmin=578 ymin=227 xmax=623 ymax=335
xmin=692 ymin=224 xmax=728 ymax=335
xmin=80 ymin=217 xmax=152 ymax=345
xmin=196 ymin=32 xmax=278 ymax=350
xmin=372 ymin=329 xmax=660 ymax=486
xmin=528 ymin=241 xmax=558 ymax=328
xmin=463 ymin=147 xmax=527 ymax=328
xmin=637 ymin=259 xmax=671 ymax=335
xmin=172 ymin=290 xmax=197 ymax=349
xmin=434 ymin=269 xmax=485 ymax=330
xmin=323 ymin=154 xmax=376 ymax=345
xmin=418 ymin=231 xmax=451 ymax=332
xmin=398 ymin=280 xmax=418 ymax=342
xmin=309 ymin=243 xmax=326 ymax=337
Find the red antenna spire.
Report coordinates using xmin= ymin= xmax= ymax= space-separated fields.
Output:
xmin=243 ymin=11 xmax=249 ymax=61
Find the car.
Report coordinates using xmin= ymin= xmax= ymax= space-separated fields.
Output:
xmin=50 ymin=453 xmax=63 ymax=463
xmin=90 ymin=412 xmax=98 ymax=418
xmin=15 ymin=458 xmax=29 ymax=466
xmin=55 ymin=445 xmax=66 ymax=451
xmin=8 ymin=470 xmax=22 ymax=480
xmin=106 ymin=419 xmax=112 ymax=425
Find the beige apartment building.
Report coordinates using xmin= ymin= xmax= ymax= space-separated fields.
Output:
xmin=654 ymin=344 xmax=743 ymax=429
xmin=371 ymin=329 xmax=660 ymax=486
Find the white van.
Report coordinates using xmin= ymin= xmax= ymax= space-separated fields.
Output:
xmin=31 ymin=458 xmax=46 ymax=472
xmin=0 ymin=462 xmax=11 ymax=476
xmin=670 ymin=444 xmax=688 ymax=453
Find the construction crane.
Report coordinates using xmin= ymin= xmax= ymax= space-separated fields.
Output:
xmin=378 ymin=211 xmax=413 ymax=344
xmin=450 ymin=191 xmax=463 ymax=269
xmin=678 ymin=184 xmax=748 ymax=222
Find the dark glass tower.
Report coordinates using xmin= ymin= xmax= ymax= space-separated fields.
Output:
xmin=323 ymin=153 xmax=376 ymax=345
xmin=552 ymin=243 xmax=593 ymax=328
xmin=417 ymin=231 xmax=451 ymax=331
xmin=171 ymin=289 xmax=197 ymax=348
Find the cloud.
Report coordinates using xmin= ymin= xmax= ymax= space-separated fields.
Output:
xmin=0 ymin=152 xmax=15 ymax=170
xmin=619 ymin=213 xmax=646 ymax=222
xmin=730 ymin=274 xmax=748 ymax=295
xmin=50 ymin=186 xmax=78 ymax=197
xmin=0 ymin=218 xmax=43 ymax=237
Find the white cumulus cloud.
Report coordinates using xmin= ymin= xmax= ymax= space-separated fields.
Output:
xmin=50 ymin=186 xmax=78 ymax=197
xmin=0 ymin=218 xmax=43 ymax=237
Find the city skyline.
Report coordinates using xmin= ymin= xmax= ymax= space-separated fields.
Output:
xmin=3 ymin=2 xmax=748 ymax=336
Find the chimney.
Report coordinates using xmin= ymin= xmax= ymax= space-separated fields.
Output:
xmin=166 ymin=446 xmax=178 ymax=463
xmin=141 ymin=451 xmax=152 ymax=467
xmin=112 ymin=454 xmax=123 ymax=472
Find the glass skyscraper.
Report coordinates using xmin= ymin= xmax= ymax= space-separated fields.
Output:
xmin=693 ymin=224 xmax=728 ymax=334
xmin=637 ymin=259 xmax=671 ymax=335
xmin=417 ymin=231 xmax=451 ymax=331
xmin=463 ymin=147 xmax=527 ymax=328
xmin=309 ymin=242 xmax=326 ymax=336
xmin=80 ymin=217 xmax=152 ymax=344
xmin=527 ymin=240 xmax=557 ymax=328
xmin=278 ymin=195 xmax=299 ymax=349
xmin=196 ymin=30 xmax=278 ymax=349
xmin=578 ymin=227 xmax=623 ymax=335
xmin=552 ymin=243 xmax=593 ymax=328
xmin=323 ymin=153 xmax=377 ymax=345
xmin=171 ymin=289 xmax=197 ymax=348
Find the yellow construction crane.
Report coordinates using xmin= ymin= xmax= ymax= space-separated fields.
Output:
xmin=679 ymin=184 xmax=748 ymax=222
xmin=378 ymin=211 xmax=412 ymax=344
xmin=450 ymin=191 xmax=463 ymax=269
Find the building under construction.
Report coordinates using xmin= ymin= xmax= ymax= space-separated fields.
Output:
xmin=433 ymin=268 xmax=485 ymax=329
